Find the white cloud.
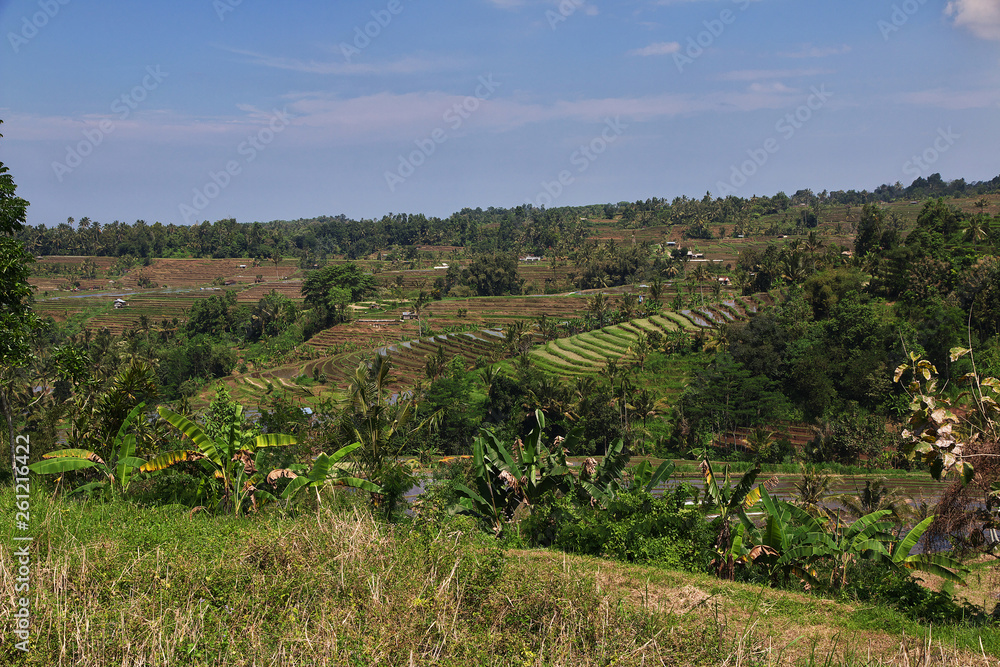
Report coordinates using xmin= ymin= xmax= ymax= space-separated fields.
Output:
xmin=748 ymin=82 xmax=795 ymax=94
xmin=627 ymin=41 xmax=681 ymax=56
xmin=896 ymin=87 xmax=1000 ymax=109
xmin=222 ymin=47 xmax=458 ymax=76
xmin=718 ymin=68 xmax=830 ymax=81
xmin=777 ymin=44 xmax=851 ymax=59
xmin=4 ymin=86 xmax=804 ymax=149
xmin=946 ymin=0 xmax=1000 ymax=40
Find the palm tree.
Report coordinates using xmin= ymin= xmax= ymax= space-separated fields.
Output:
xmin=780 ymin=251 xmax=808 ymax=284
xmin=478 ymin=365 xmax=503 ymax=397
xmin=832 ymin=477 xmax=912 ymax=524
xmin=587 ymin=292 xmax=611 ymax=328
xmin=505 ymin=319 xmax=532 ymax=356
xmin=535 ymin=313 xmax=558 ymax=342
xmin=628 ymin=388 xmax=657 ymax=453
xmin=647 ymin=278 xmax=665 ymax=304
xmin=804 ymin=230 xmax=824 ymax=270
xmin=963 ymin=216 xmax=988 ymax=249
xmin=792 ymin=464 xmax=838 ymax=523
xmin=690 ymin=264 xmax=711 ymax=305
xmin=336 ymin=354 xmax=440 ymax=510
xmin=620 ymin=292 xmax=639 ymax=321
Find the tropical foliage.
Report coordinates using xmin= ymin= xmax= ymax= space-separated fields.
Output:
xmin=142 ymin=398 xmax=297 ymax=514
xmin=29 ymin=402 xmax=147 ymax=498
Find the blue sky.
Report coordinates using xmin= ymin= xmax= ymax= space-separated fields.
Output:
xmin=1 ymin=0 xmax=998 ymax=227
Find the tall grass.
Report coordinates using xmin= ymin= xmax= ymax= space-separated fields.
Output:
xmin=2 ymin=487 xmax=993 ymax=665
xmin=0 ymin=489 xmax=722 ymax=666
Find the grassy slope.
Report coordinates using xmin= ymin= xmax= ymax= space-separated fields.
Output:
xmin=2 ymin=488 xmax=996 ymax=666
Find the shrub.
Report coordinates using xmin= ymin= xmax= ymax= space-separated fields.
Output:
xmin=525 ymin=489 xmax=713 ymax=573
xmin=843 ymin=561 xmax=989 ymax=625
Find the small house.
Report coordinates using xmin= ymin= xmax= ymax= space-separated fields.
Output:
xmin=113 ymin=298 xmax=127 ymax=309
xmin=519 ymin=255 xmax=542 ymax=262
xmin=717 ymin=277 xmax=731 ymax=286
xmin=238 ymin=264 xmax=247 ymax=269
xmin=401 ymin=311 xmax=418 ymax=321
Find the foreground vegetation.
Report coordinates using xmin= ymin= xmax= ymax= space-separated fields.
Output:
xmin=3 ymin=488 xmax=999 ymax=667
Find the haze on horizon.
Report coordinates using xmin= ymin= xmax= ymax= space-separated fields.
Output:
xmin=1 ymin=0 xmax=998 ymax=227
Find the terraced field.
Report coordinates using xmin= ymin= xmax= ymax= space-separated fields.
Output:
xmin=131 ymin=258 xmax=298 ymax=289
xmin=34 ymin=285 xmax=252 ymax=334
xmin=234 ymin=279 xmax=305 ymax=303
xmin=232 ymin=328 xmax=505 ymax=397
xmin=528 ymin=296 xmax=764 ymax=379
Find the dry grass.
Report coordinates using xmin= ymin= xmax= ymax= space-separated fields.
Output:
xmin=2 ymin=489 xmax=999 ymax=666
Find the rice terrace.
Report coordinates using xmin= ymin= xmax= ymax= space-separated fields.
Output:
xmin=5 ymin=1 xmax=1000 ymax=664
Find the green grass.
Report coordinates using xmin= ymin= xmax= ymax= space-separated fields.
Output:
xmin=660 ymin=311 xmax=700 ymax=330
xmin=5 ymin=488 xmax=997 ymax=666
xmin=553 ymin=338 xmax=606 ymax=363
xmin=648 ymin=314 xmax=681 ymax=331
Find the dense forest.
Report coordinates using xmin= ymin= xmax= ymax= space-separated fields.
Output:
xmin=17 ymin=172 xmax=1000 ymax=260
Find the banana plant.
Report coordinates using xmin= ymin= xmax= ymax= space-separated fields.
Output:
xmin=30 ymin=402 xmax=147 ymax=498
xmin=453 ymin=410 xmax=576 ymax=534
xmin=700 ymin=456 xmax=779 ymax=579
xmin=578 ymin=438 xmax=677 ymax=506
xmin=785 ymin=508 xmax=897 ymax=590
xmin=261 ymin=442 xmax=382 ymax=505
xmin=143 ymin=404 xmax=296 ymax=514
xmin=890 ymin=515 xmax=968 ymax=585
xmin=753 ymin=492 xmax=968 ymax=590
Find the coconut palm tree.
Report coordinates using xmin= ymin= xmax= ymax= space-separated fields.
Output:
xmin=832 ymin=477 xmax=912 ymax=524
xmin=336 ymin=354 xmax=440 ymax=511
xmin=792 ymin=464 xmax=838 ymax=523
xmin=587 ymin=292 xmax=611 ymax=328
xmin=647 ymin=278 xmax=665 ymax=304
xmin=963 ymin=215 xmax=988 ymax=249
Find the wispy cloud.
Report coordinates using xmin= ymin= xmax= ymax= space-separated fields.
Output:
xmin=777 ymin=44 xmax=852 ymax=59
xmin=747 ymin=82 xmax=796 ymax=94
xmin=896 ymin=88 xmax=1000 ymax=109
xmin=627 ymin=41 xmax=681 ymax=56
xmin=718 ymin=68 xmax=831 ymax=81
xmin=3 ymin=86 xmax=804 ymax=149
xmin=946 ymin=0 xmax=1000 ymax=40
xmin=221 ymin=47 xmax=458 ymax=75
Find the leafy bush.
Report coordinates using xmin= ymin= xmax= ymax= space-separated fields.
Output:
xmin=525 ymin=489 xmax=713 ymax=573
xmin=843 ymin=561 xmax=989 ymax=625
xmin=411 ymin=457 xmax=476 ymax=527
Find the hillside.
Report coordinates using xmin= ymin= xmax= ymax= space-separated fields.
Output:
xmin=4 ymin=488 xmax=996 ymax=666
